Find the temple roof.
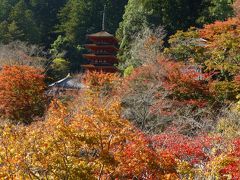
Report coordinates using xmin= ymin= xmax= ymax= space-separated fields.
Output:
xmin=49 ymin=74 xmax=86 ymax=89
xmin=87 ymin=31 xmax=118 ymax=44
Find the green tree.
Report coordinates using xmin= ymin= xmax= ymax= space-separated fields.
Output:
xmin=116 ymin=0 xmax=149 ymax=69
xmin=0 ymin=0 xmax=18 ymax=20
xmin=57 ymin=0 xmax=127 ymax=71
xmin=117 ymin=0 xmax=234 ymax=69
xmin=198 ymin=0 xmax=234 ymax=24
xmin=164 ymin=27 xmax=207 ymax=63
xmin=0 ymin=0 xmax=67 ymax=45
xmin=48 ymin=58 xmax=70 ymax=82
xmin=8 ymin=0 xmax=40 ymax=43
xmin=29 ymin=0 xmax=67 ymax=46
xmin=58 ymin=0 xmax=127 ymax=44
xmin=7 ymin=21 xmax=23 ymax=40
xmin=0 ymin=0 xmax=19 ymax=43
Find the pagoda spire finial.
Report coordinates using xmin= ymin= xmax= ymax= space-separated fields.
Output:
xmin=102 ymin=5 xmax=106 ymax=31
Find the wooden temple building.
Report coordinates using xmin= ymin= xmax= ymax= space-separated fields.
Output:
xmin=48 ymin=73 xmax=87 ymax=96
xmin=82 ymin=6 xmax=119 ymax=73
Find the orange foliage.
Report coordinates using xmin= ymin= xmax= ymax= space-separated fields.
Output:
xmin=0 ymin=91 xmax=239 ymax=179
xmin=82 ymin=71 xmax=121 ymax=94
xmin=0 ymin=92 xmax=180 ymax=179
xmin=0 ymin=65 xmax=46 ymax=123
xmin=235 ymin=74 xmax=240 ymax=84
xmin=200 ymin=18 xmax=240 ymax=41
xmin=197 ymin=18 xmax=240 ymax=101
xmin=115 ymin=132 xmax=178 ymax=179
xmin=199 ymin=18 xmax=240 ymax=74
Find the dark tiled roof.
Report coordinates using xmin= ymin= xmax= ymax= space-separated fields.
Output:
xmin=49 ymin=74 xmax=86 ymax=89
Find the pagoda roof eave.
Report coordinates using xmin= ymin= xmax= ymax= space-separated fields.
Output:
xmin=85 ymin=44 xmax=119 ymax=51
xmin=81 ymin=64 xmax=118 ymax=72
xmin=88 ymin=37 xmax=118 ymax=44
xmin=83 ymin=54 xmax=118 ymax=59
xmin=82 ymin=64 xmax=118 ymax=69
xmin=82 ymin=55 xmax=118 ymax=63
xmin=87 ymin=32 xmax=118 ymax=43
xmin=87 ymin=31 xmax=114 ymax=37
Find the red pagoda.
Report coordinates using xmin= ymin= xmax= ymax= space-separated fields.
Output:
xmin=82 ymin=6 xmax=119 ymax=73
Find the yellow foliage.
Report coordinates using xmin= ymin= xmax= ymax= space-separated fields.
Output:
xmin=0 ymin=90 xmax=183 ymax=179
xmin=209 ymin=81 xmax=240 ymax=102
xmin=0 ymin=92 xmax=167 ymax=180
xmin=216 ymin=94 xmax=240 ymax=138
xmin=177 ymin=160 xmax=195 ymax=179
xmin=206 ymin=154 xmax=235 ymax=179
xmin=234 ymin=94 xmax=240 ymax=112
xmin=0 ymin=91 xmax=144 ymax=179
xmin=217 ymin=118 xmax=240 ymax=138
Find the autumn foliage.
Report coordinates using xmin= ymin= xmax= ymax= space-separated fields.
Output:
xmin=82 ymin=71 xmax=121 ymax=95
xmin=0 ymin=91 xmax=239 ymax=179
xmin=0 ymin=66 xmax=46 ymax=123
xmin=0 ymin=72 xmax=239 ymax=178
xmin=0 ymin=92 xmax=178 ymax=179
xmin=0 ymin=8 xmax=240 ymax=180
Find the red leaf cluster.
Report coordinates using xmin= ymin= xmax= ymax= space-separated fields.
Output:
xmin=151 ymin=133 xmax=221 ymax=165
xmin=220 ymin=139 xmax=240 ymax=179
xmin=0 ymin=65 xmax=46 ymax=122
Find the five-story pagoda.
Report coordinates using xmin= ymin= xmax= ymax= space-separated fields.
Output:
xmin=82 ymin=6 xmax=118 ymax=73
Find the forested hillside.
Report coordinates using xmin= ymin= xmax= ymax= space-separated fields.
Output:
xmin=0 ymin=0 xmax=239 ymax=179
xmin=0 ymin=0 xmax=234 ymax=72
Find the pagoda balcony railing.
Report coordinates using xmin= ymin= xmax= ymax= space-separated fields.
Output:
xmin=89 ymin=63 xmax=115 ymax=66
xmin=94 ymin=42 xmax=114 ymax=45
xmin=86 ymin=49 xmax=117 ymax=55
xmin=91 ymin=60 xmax=108 ymax=64
xmin=91 ymin=52 xmax=117 ymax=55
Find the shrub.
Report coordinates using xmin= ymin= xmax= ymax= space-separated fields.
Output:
xmin=0 ymin=65 xmax=46 ymax=123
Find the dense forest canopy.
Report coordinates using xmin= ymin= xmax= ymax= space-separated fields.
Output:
xmin=0 ymin=0 xmax=235 ymax=72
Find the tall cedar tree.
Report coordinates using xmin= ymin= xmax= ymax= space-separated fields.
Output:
xmin=0 ymin=0 xmax=67 ymax=45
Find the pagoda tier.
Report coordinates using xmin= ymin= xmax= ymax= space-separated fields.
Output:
xmin=82 ymin=31 xmax=119 ymax=73
xmin=82 ymin=54 xmax=118 ymax=64
xmin=81 ymin=65 xmax=118 ymax=73
xmin=87 ymin=31 xmax=118 ymax=45
xmin=85 ymin=44 xmax=118 ymax=54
